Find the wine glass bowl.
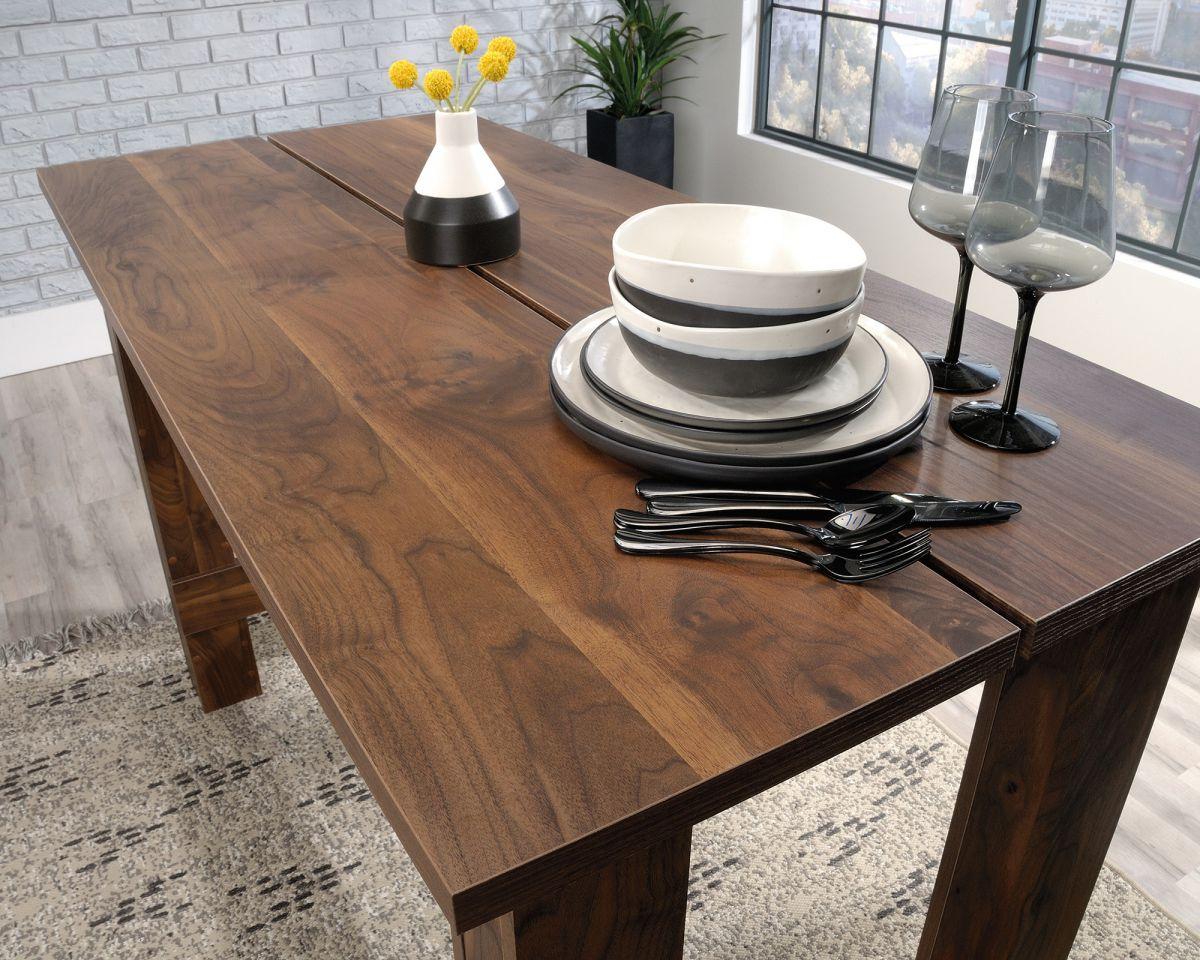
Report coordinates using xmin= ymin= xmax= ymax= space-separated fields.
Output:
xmin=909 ymin=84 xmax=1037 ymax=393
xmin=951 ymin=110 xmax=1117 ymax=453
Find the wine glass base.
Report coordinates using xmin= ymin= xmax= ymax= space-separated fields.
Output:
xmin=949 ymin=400 xmax=1060 ymax=452
xmin=922 ymin=353 xmax=1002 ymax=393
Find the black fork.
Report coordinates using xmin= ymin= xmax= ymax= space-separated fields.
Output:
xmin=613 ymin=505 xmax=925 ymax=553
xmin=613 ymin=529 xmax=932 ymax=583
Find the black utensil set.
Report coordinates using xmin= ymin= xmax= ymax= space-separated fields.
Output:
xmin=614 ymin=480 xmax=1020 ymax=584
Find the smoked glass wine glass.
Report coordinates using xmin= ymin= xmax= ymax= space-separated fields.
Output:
xmin=909 ymin=84 xmax=1036 ymax=393
xmin=952 ymin=110 xmax=1116 ymax=452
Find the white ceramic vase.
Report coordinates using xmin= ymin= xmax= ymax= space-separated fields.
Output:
xmin=403 ymin=109 xmax=521 ymax=267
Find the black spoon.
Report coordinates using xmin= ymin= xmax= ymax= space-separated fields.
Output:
xmin=613 ymin=529 xmax=931 ymax=584
xmin=614 ymin=502 xmax=917 ymax=550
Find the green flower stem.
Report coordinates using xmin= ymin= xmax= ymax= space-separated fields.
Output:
xmin=461 ymin=74 xmax=488 ymax=111
xmin=453 ymin=50 xmax=464 ymax=109
xmin=458 ymin=60 xmax=471 ymax=112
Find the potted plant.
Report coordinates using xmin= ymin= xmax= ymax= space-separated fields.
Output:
xmin=562 ymin=0 xmax=714 ymax=188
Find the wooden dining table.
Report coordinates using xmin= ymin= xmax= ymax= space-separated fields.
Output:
xmin=38 ymin=115 xmax=1200 ymax=960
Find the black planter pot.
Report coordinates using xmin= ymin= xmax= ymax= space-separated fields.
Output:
xmin=586 ymin=109 xmax=674 ymax=188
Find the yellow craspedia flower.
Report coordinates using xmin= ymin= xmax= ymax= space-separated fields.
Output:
xmin=450 ymin=24 xmax=479 ymax=54
xmin=487 ymin=36 xmax=517 ymax=63
xmin=423 ymin=68 xmax=454 ymax=101
xmin=388 ymin=59 xmax=417 ymax=90
xmin=478 ymin=50 xmax=509 ymax=83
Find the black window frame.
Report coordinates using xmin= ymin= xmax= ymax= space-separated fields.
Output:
xmin=754 ymin=0 xmax=1200 ymax=277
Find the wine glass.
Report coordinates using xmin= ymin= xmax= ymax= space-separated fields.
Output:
xmin=909 ymin=84 xmax=1037 ymax=393
xmin=951 ymin=110 xmax=1116 ymax=452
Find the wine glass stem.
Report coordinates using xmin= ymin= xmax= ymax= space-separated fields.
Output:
xmin=941 ymin=248 xmax=974 ymax=366
xmin=1000 ymin=287 xmax=1042 ymax=418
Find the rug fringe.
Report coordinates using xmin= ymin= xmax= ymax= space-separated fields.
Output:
xmin=0 ymin=597 xmax=174 ymax=668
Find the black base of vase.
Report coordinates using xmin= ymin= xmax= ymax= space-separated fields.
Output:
xmin=923 ymin=353 xmax=1002 ymax=393
xmin=949 ymin=400 xmax=1060 ymax=452
xmin=403 ymin=188 xmax=520 ymax=267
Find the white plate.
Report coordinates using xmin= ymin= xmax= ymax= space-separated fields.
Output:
xmin=550 ymin=309 xmax=932 ymax=467
xmin=581 ymin=317 xmax=888 ymax=432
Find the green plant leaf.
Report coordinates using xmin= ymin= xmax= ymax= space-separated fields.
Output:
xmin=555 ymin=0 xmax=719 ymax=117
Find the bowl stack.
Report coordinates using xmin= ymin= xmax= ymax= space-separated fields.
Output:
xmin=550 ymin=204 xmax=933 ymax=482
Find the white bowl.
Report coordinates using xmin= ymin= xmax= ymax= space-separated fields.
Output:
xmin=609 ymin=268 xmax=864 ymax=397
xmin=612 ymin=203 xmax=867 ymax=315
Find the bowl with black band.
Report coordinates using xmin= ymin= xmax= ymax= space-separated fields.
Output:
xmin=609 ymin=268 xmax=863 ymax=398
xmin=613 ymin=273 xmax=860 ymax=329
xmin=612 ymin=203 xmax=866 ymax=318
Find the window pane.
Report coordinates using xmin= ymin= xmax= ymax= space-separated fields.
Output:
xmin=818 ymin=18 xmax=880 ymax=151
xmin=948 ymin=0 xmax=1017 ymax=39
xmin=1111 ymin=69 xmax=1200 ymax=245
xmin=766 ymin=8 xmax=822 ymax=137
xmin=1178 ymin=172 xmax=1200 ymax=258
xmin=1029 ymin=52 xmax=1113 ymax=114
xmin=1125 ymin=0 xmax=1200 ymax=73
xmin=883 ymin=0 xmax=945 ymax=28
xmin=886 ymin=0 xmax=947 ymax=29
xmin=830 ymin=0 xmax=882 ymax=17
xmin=1036 ymin=0 xmax=1124 ymax=59
xmin=872 ymin=27 xmax=940 ymax=164
xmin=942 ymin=38 xmax=1010 ymax=86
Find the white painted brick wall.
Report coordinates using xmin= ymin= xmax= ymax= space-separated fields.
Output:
xmin=0 ymin=0 xmax=613 ymax=316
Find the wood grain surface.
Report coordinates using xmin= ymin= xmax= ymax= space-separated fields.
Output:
xmin=917 ymin=569 xmax=1200 ymax=959
xmin=456 ymin=830 xmax=691 ymax=960
xmin=39 ymin=138 xmax=1016 ymax=934
xmin=272 ymin=113 xmax=675 ymax=327
xmin=864 ymin=273 xmax=1200 ymax=653
xmin=172 ymin=562 xmax=261 ymax=636
xmin=272 ymin=115 xmax=1200 ymax=653
xmin=110 ymin=330 xmax=261 ymax=710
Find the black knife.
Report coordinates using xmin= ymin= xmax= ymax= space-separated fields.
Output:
xmin=636 ymin=480 xmax=965 ymax=505
xmin=644 ymin=495 xmax=1021 ymax=525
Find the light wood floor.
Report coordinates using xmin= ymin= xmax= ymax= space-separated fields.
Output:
xmin=3 ymin=355 xmax=1199 ymax=935
xmin=0 ymin=356 xmax=165 ymax=643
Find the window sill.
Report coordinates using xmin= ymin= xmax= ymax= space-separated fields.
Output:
xmin=745 ymin=126 xmax=1200 ymax=283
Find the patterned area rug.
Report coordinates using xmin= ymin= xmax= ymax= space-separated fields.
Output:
xmin=2 ymin=611 xmax=1198 ymax=960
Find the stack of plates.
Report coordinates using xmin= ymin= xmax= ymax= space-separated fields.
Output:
xmin=551 ymin=311 xmax=932 ymax=481
xmin=549 ymin=204 xmax=933 ymax=482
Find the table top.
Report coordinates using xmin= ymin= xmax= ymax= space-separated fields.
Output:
xmin=273 ymin=114 xmax=1200 ymax=654
xmin=273 ymin=113 xmax=676 ymax=330
xmin=40 ymin=133 xmax=1019 ymax=934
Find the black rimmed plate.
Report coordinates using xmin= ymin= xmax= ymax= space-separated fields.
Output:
xmin=581 ymin=317 xmax=888 ymax=433
xmin=551 ymin=389 xmax=926 ymax=482
xmin=550 ymin=310 xmax=932 ymax=470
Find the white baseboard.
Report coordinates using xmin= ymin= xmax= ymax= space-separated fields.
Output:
xmin=0 ymin=298 xmax=109 ymax=380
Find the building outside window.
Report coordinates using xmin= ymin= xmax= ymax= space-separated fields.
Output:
xmin=758 ymin=0 xmax=1200 ymax=273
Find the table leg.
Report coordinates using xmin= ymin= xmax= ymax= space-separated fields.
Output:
xmin=109 ymin=327 xmax=263 ymax=711
xmin=454 ymin=829 xmax=692 ymax=960
xmin=918 ymin=569 xmax=1200 ymax=959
